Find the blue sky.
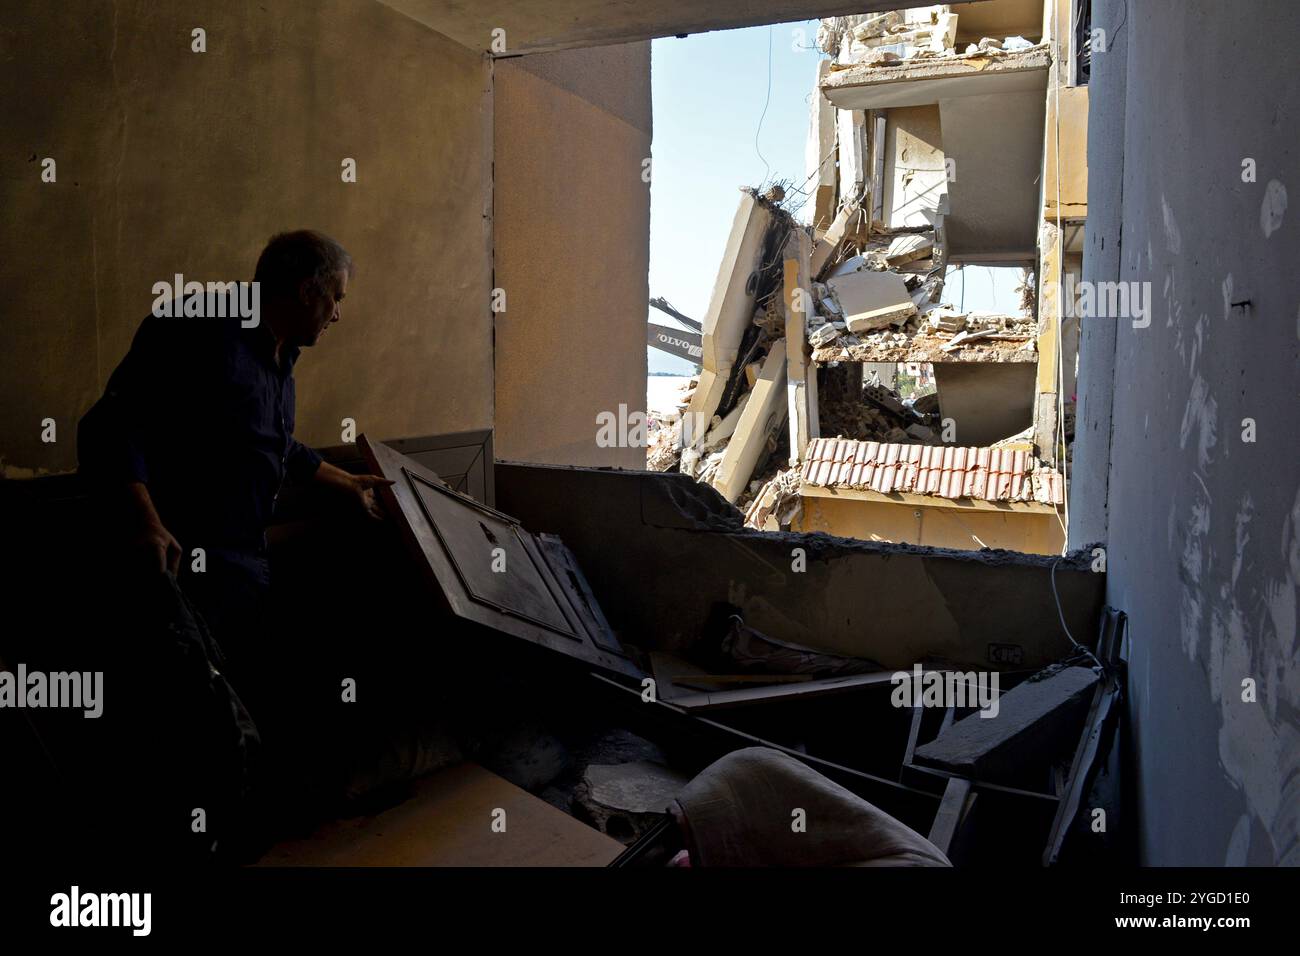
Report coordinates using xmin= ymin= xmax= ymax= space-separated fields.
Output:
xmin=646 ymin=23 xmax=1022 ymax=376
xmin=647 ymin=21 xmax=820 ymax=374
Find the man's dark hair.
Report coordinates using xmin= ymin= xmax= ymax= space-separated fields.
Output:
xmin=254 ymin=230 xmax=354 ymax=302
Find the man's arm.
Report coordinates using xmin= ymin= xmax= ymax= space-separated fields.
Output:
xmin=77 ymin=318 xmax=184 ymax=574
xmin=287 ymin=437 xmax=392 ymax=521
xmin=123 ymin=481 xmax=183 ymax=574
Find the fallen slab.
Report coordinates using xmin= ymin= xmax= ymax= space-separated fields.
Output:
xmin=826 ymin=269 xmax=917 ymax=332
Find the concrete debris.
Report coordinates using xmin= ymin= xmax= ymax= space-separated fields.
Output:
xmin=930 ymin=12 xmax=958 ymax=53
xmin=573 ymin=760 xmax=691 ymax=844
xmin=927 ymin=309 xmax=966 ymax=333
xmin=812 ymin=306 xmax=1037 ymax=363
xmin=830 ymin=255 xmax=868 ymax=277
xmin=817 ymin=367 xmax=931 ymax=446
xmin=809 ymin=323 xmax=840 ymax=348
xmin=977 ymin=37 xmax=1003 ymax=51
xmin=911 ymin=392 xmax=940 ymax=417
xmin=647 ymin=418 xmax=682 ymax=472
xmin=742 ymin=466 xmax=803 ymax=530
xmin=584 ymin=760 xmax=689 ymax=815
xmin=864 ymin=50 xmax=902 ymax=67
xmin=825 ymin=269 xmax=917 ymax=333
xmin=885 ymin=232 xmax=934 ymax=266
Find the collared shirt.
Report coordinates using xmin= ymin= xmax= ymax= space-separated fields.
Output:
xmin=77 ymin=295 xmax=322 ymax=554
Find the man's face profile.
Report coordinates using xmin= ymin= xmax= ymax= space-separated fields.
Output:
xmin=294 ymin=269 xmax=347 ymax=347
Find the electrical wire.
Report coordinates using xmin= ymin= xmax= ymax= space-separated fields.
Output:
xmin=1052 ymin=556 xmax=1103 ymax=671
xmin=754 ymin=25 xmax=774 ymax=188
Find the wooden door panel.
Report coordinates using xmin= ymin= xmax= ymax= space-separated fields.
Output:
xmin=360 ymin=436 xmax=641 ymax=680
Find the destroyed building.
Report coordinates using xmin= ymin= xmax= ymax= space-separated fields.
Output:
xmin=0 ymin=0 xmax=1296 ymax=893
xmin=650 ymin=2 xmax=1085 ymax=555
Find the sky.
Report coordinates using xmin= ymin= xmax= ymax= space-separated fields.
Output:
xmin=646 ymin=23 xmax=1023 ymax=377
xmin=647 ymin=21 xmax=820 ymax=375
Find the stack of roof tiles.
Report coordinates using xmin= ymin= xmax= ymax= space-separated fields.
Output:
xmin=800 ymin=438 xmax=1065 ymax=505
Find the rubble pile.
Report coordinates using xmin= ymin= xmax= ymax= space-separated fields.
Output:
xmin=805 ymin=7 xmax=1044 ymax=366
xmin=818 ymin=367 xmax=938 ymax=446
xmin=806 ymin=220 xmax=1035 ymax=365
xmin=669 ymin=188 xmax=796 ymax=500
xmin=647 ymin=378 xmax=696 ymax=473
xmin=742 ymin=466 xmax=803 ymax=531
xmin=818 ymin=6 xmax=1042 ymax=69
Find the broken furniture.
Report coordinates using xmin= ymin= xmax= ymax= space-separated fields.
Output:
xmin=2 ymin=432 xmax=1119 ymax=868
xmin=901 ymin=610 xmax=1127 ymax=863
xmin=361 ymin=435 xmax=641 ymax=681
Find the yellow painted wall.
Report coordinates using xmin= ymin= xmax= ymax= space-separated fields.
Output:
xmin=794 ymin=494 xmax=1065 ymax=555
xmin=493 ymin=45 xmax=651 ymax=468
xmin=1044 ymin=85 xmax=1089 ymax=218
xmin=0 ymin=0 xmax=493 ymax=477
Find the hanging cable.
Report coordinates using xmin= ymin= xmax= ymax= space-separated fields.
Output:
xmin=754 ymin=25 xmax=774 ymax=188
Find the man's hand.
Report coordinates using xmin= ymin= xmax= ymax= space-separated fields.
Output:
xmin=348 ymin=473 xmax=395 ymax=521
xmin=313 ymin=461 xmax=394 ymax=521
xmin=134 ymin=519 xmax=183 ymax=575
xmin=126 ymin=481 xmax=181 ymax=574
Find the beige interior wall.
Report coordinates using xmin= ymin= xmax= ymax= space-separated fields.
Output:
xmin=493 ymin=44 xmax=652 ymax=468
xmin=795 ymin=494 xmax=1064 ymax=555
xmin=952 ymin=0 xmax=1046 ymax=44
xmin=934 ymin=362 xmax=1037 ymax=446
xmin=0 ymin=0 xmax=492 ymax=477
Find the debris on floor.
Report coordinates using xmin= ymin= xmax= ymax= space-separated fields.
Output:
xmin=574 ymin=761 xmax=691 ymax=843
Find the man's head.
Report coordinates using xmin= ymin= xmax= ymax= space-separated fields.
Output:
xmin=254 ymin=230 xmax=354 ymax=348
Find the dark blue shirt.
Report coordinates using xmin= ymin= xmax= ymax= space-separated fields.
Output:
xmin=77 ymin=296 xmax=322 ymax=555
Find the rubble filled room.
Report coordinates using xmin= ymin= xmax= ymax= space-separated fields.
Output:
xmin=0 ymin=0 xmax=1294 ymax=936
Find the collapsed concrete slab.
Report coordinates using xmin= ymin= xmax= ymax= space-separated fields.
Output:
xmin=826 ymin=269 xmax=917 ymax=332
xmin=805 ymin=59 xmax=838 ymax=232
xmin=712 ymin=339 xmax=786 ymax=503
xmin=811 ymin=197 xmax=863 ymax=279
xmin=683 ymin=190 xmax=773 ymax=454
xmin=783 ymin=230 xmax=817 ymax=465
xmin=821 ymin=45 xmax=1051 ymax=111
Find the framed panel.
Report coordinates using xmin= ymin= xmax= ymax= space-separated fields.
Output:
xmin=361 ymin=435 xmax=641 ymax=680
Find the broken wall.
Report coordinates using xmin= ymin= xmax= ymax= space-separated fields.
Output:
xmin=882 ymin=106 xmax=946 ymax=229
xmin=0 ymin=0 xmax=493 ymax=476
xmin=493 ymin=43 xmax=653 ymax=468
xmin=1073 ymin=0 xmax=1300 ymax=865
xmin=796 ymin=492 xmax=1064 ymax=554
xmin=498 ymin=462 xmax=1103 ymax=671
